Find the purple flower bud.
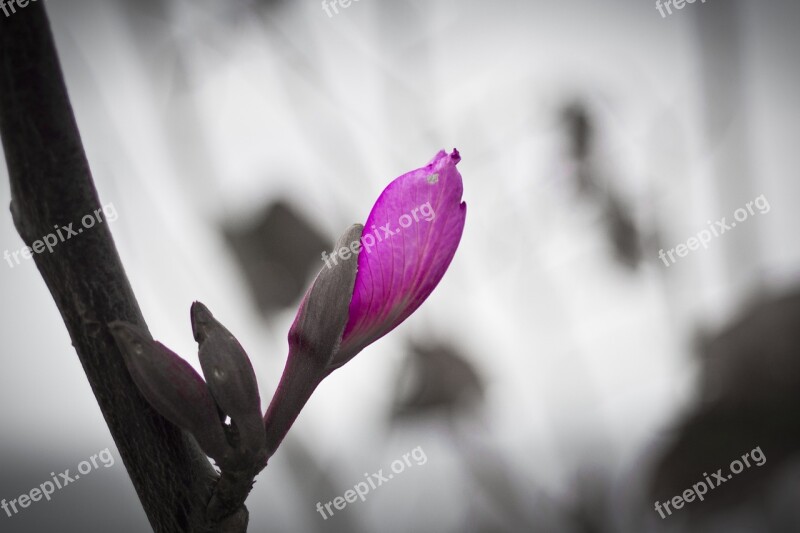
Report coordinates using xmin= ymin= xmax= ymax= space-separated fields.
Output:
xmin=334 ymin=148 xmax=466 ymax=368
xmin=264 ymin=150 xmax=466 ymax=456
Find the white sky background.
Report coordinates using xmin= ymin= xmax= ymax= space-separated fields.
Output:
xmin=1 ymin=0 xmax=798 ymax=531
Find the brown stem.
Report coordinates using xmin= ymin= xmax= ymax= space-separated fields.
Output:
xmin=0 ymin=5 xmax=246 ymax=532
xmin=264 ymin=351 xmax=326 ymax=459
xmin=208 ymin=465 xmax=261 ymax=525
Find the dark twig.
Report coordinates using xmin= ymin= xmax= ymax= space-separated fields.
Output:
xmin=0 ymin=5 xmax=246 ymax=532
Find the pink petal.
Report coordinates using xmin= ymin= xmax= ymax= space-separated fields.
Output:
xmin=333 ymin=149 xmax=466 ymax=367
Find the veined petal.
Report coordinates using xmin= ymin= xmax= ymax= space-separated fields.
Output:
xmin=333 ymin=149 xmax=466 ymax=368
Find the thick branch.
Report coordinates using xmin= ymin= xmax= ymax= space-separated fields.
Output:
xmin=0 ymin=5 xmax=240 ymax=532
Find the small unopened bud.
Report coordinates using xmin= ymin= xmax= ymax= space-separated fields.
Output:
xmin=109 ymin=322 xmax=232 ymax=464
xmin=191 ymin=302 xmax=265 ymax=463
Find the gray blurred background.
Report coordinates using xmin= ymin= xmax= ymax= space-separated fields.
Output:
xmin=1 ymin=0 xmax=799 ymax=531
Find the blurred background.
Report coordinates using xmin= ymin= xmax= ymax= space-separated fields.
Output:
xmin=1 ymin=0 xmax=799 ymax=531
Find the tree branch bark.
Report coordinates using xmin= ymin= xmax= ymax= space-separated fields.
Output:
xmin=0 ymin=5 xmax=243 ymax=532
